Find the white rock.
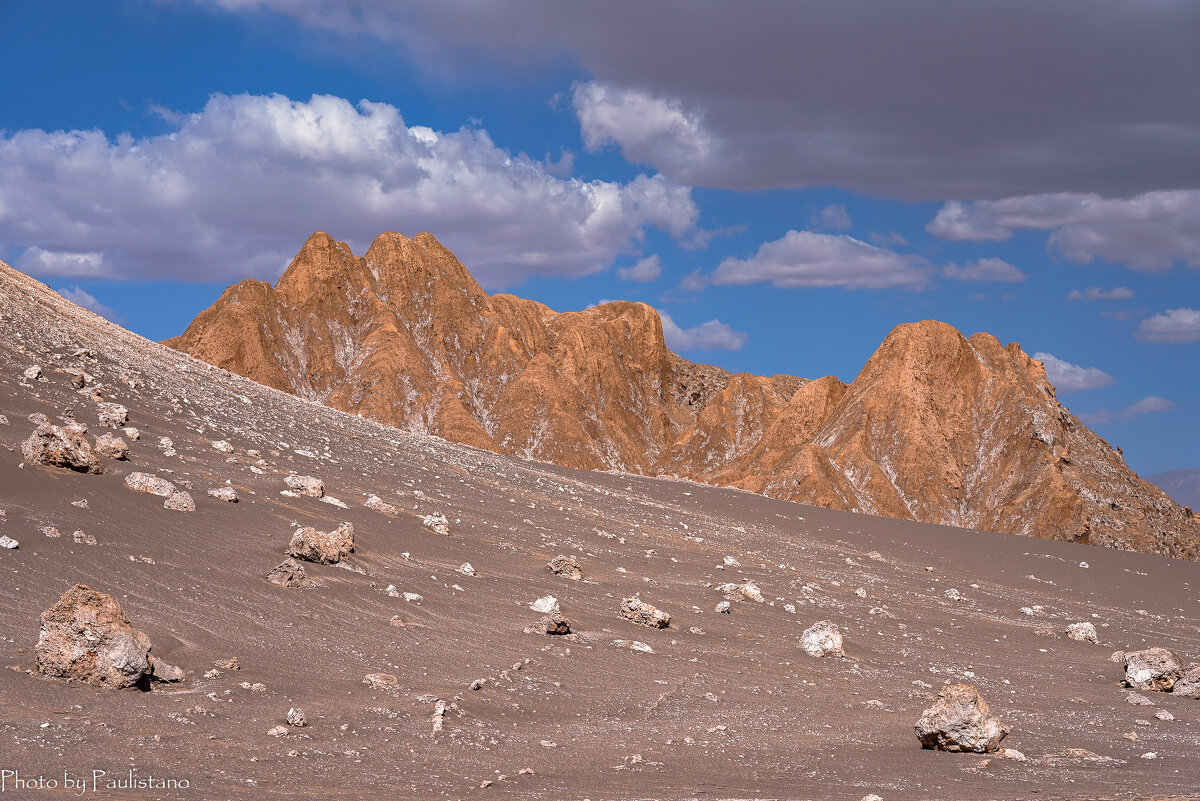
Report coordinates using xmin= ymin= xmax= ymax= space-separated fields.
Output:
xmin=23 ymin=365 xmax=42 ymax=380
xmin=457 ymin=562 xmax=476 ymax=576
xmin=800 ymin=620 xmax=844 ymax=657
xmin=530 ymin=595 xmax=559 ymax=614
xmin=0 ymin=535 xmax=18 ymax=549
xmin=422 ymin=513 xmax=450 ymax=535
xmin=1065 ymin=621 xmax=1099 ymax=643
xmin=403 ymin=592 xmax=424 ymax=603
xmin=715 ymin=601 xmax=731 ymax=614
xmin=211 ymin=440 xmax=233 ymax=453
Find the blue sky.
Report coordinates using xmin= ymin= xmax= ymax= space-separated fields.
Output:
xmin=1 ymin=1 xmax=1197 ymax=476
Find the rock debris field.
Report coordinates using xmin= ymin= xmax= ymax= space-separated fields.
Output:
xmin=3 ymin=266 xmax=1200 ymax=801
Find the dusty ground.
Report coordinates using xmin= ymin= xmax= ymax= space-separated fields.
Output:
xmin=2 ymin=271 xmax=1200 ymax=801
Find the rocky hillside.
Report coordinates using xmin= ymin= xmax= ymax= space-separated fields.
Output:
xmin=167 ymin=232 xmax=1200 ymax=557
xmin=7 ymin=255 xmax=1200 ymax=800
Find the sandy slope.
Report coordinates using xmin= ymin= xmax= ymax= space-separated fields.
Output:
xmin=3 ymin=267 xmax=1200 ymax=800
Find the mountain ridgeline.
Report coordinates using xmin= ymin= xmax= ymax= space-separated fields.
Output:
xmin=166 ymin=231 xmax=1200 ymax=557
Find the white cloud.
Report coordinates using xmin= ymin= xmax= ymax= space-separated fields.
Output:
xmin=1136 ymin=308 xmax=1200 ymax=344
xmin=1032 ymin=352 xmax=1115 ymax=393
xmin=1080 ymin=395 xmax=1177 ymax=426
xmin=56 ymin=286 xmax=120 ymax=322
xmin=810 ymin=204 xmax=852 ymax=232
xmin=928 ymin=191 xmax=1200 ymax=272
xmin=573 ymin=82 xmax=717 ymax=177
xmin=1067 ymin=286 xmax=1135 ymax=301
xmin=0 ymin=93 xmax=699 ymax=286
xmin=659 ymin=311 xmax=747 ymax=351
xmin=943 ymin=257 xmax=1026 ymax=283
xmin=712 ymin=231 xmax=932 ymax=290
xmin=616 ymin=254 xmax=662 ymax=283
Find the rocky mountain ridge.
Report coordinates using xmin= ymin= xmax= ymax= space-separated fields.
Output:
xmin=166 ymin=231 xmax=1199 ymax=557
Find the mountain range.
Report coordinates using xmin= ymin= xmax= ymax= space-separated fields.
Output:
xmin=166 ymin=231 xmax=1200 ymax=558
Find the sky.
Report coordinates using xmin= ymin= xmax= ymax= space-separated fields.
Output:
xmin=0 ymin=0 xmax=1197 ymax=476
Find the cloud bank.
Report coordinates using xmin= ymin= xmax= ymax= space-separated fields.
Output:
xmin=0 ymin=93 xmax=699 ymax=286
xmin=1032 ymin=352 xmax=1115 ymax=393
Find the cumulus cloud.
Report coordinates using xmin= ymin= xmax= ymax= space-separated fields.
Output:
xmin=943 ymin=257 xmax=1026 ymax=283
xmin=573 ymin=82 xmax=716 ymax=176
xmin=927 ymin=192 xmax=1200 ymax=272
xmin=201 ymin=1 xmax=1200 ymax=199
xmin=616 ymin=254 xmax=662 ymax=283
xmin=1136 ymin=308 xmax=1200 ymax=344
xmin=1068 ymin=286 xmax=1135 ymax=301
xmin=0 ymin=93 xmax=699 ymax=286
xmin=659 ymin=311 xmax=747 ymax=351
xmin=56 ymin=286 xmax=120 ymax=322
xmin=1032 ymin=352 xmax=1115 ymax=393
xmin=810 ymin=205 xmax=852 ymax=232
xmin=712 ymin=231 xmax=932 ymax=290
xmin=1080 ymin=395 xmax=1177 ymax=426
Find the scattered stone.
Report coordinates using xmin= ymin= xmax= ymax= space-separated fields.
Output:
xmin=72 ymin=530 xmax=97 ymax=546
xmin=548 ymin=554 xmax=582 ymax=580
xmin=529 ymin=613 xmax=571 ymax=635
xmin=1172 ymin=663 xmax=1200 ymax=698
xmin=122 ymin=426 xmax=140 ymax=440
xmin=364 ymin=494 xmax=400 ymax=515
xmin=1156 ymin=709 xmax=1175 ymax=721
xmin=320 ymin=495 xmax=349 ymax=509
xmin=207 ymin=486 xmax=239 ymax=503
xmin=718 ymin=581 xmax=764 ymax=603
xmin=0 ymin=535 xmax=18 ymax=550
xmin=35 ymin=584 xmax=160 ymax=688
xmin=422 ymin=513 xmax=450 ymax=535
xmin=287 ymin=708 xmax=307 ymax=727
xmin=402 ymin=592 xmax=424 ymax=603
xmin=284 ymin=474 xmax=324 ymax=497
xmin=800 ymin=620 xmax=845 ymax=657
xmin=715 ymin=601 xmax=731 ymax=614
xmin=1126 ymin=692 xmax=1155 ymax=706
xmin=1141 ymin=752 xmax=1158 ymax=760
xmin=1065 ymin=622 xmax=1099 ymax=643
xmin=266 ymin=558 xmax=312 ymax=588
xmin=723 ymin=555 xmax=741 ymax=567
xmin=363 ymin=673 xmax=399 ymax=690
xmin=163 ymin=491 xmax=195 ymax=512
xmin=211 ymin=440 xmax=233 ymax=453
xmin=22 ymin=422 xmax=105 ymax=474
xmin=71 ymin=499 xmax=88 ymax=508
xmin=914 ymin=683 xmax=1009 ymax=753
xmin=124 ymin=471 xmax=177 ymax=497
xmin=620 ymin=596 xmax=671 ymax=628
xmin=457 ymin=562 xmax=476 ymax=576
xmin=999 ymin=748 xmax=1027 ymax=762
xmin=96 ymin=402 xmax=128 ymax=428
xmin=1123 ymin=647 xmax=1183 ymax=691
xmin=93 ymin=433 xmax=128 ymax=460
xmin=0 ymin=414 xmax=8 ymax=425
xmin=40 ymin=526 xmax=61 ymax=538
xmin=267 ymin=726 xmax=288 ymax=737
xmin=214 ymin=657 xmax=241 ymax=670
xmin=23 ymin=365 xmax=43 ymax=381
xmin=530 ymin=595 xmax=560 ymax=614
xmin=286 ymin=523 xmax=355 ymax=564
xmin=148 ymin=657 xmax=184 ymax=682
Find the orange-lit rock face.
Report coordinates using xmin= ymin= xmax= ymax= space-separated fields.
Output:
xmin=169 ymin=232 xmax=1199 ymax=557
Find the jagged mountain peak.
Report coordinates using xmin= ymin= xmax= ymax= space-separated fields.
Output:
xmin=167 ymin=231 xmax=1200 ymax=558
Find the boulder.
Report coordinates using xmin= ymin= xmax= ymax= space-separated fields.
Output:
xmin=284 ymin=475 xmax=324 ymax=497
xmin=211 ymin=439 xmax=233 ymax=453
xmin=287 ymin=707 xmax=307 ymax=727
xmin=96 ymin=402 xmax=128 ymax=428
xmin=1172 ymin=663 xmax=1200 ymax=698
xmin=285 ymin=523 xmax=354 ymax=564
xmin=533 ymin=613 xmax=572 ymax=635
xmin=530 ymin=595 xmax=559 ymax=614
xmin=23 ymin=365 xmax=43 ymax=381
xmin=266 ymin=558 xmax=312 ymax=588
xmin=422 ymin=513 xmax=450 ymax=535
xmin=163 ymin=491 xmax=195 ymax=512
xmin=207 ymin=486 xmax=239 ymax=502
xmin=1123 ymin=647 xmax=1184 ymax=691
xmin=1065 ymin=622 xmax=1099 ymax=643
xmin=363 ymin=672 xmax=399 ymax=689
xmin=548 ymin=554 xmax=582 ymax=580
xmin=914 ymin=683 xmax=1009 ymax=753
xmin=148 ymin=656 xmax=184 ymax=682
xmin=718 ymin=581 xmax=764 ymax=603
xmin=124 ymin=472 xmax=176 ymax=497
xmin=800 ymin=620 xmax=845 ymax=657
xmin=619 ymin=596 xmax=671 ymax=628
xmin=364 ymin=494 xmax=400 ymax=515
xmin=93 ymin=433 xmax=129 ymax=460
xmin=35 ymin=584 xmax=158 ymax=688
xmin=0 ymin=535 xmax=18 ymax=549
xmin=22 ymin=422 xmax=105 ymax=474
